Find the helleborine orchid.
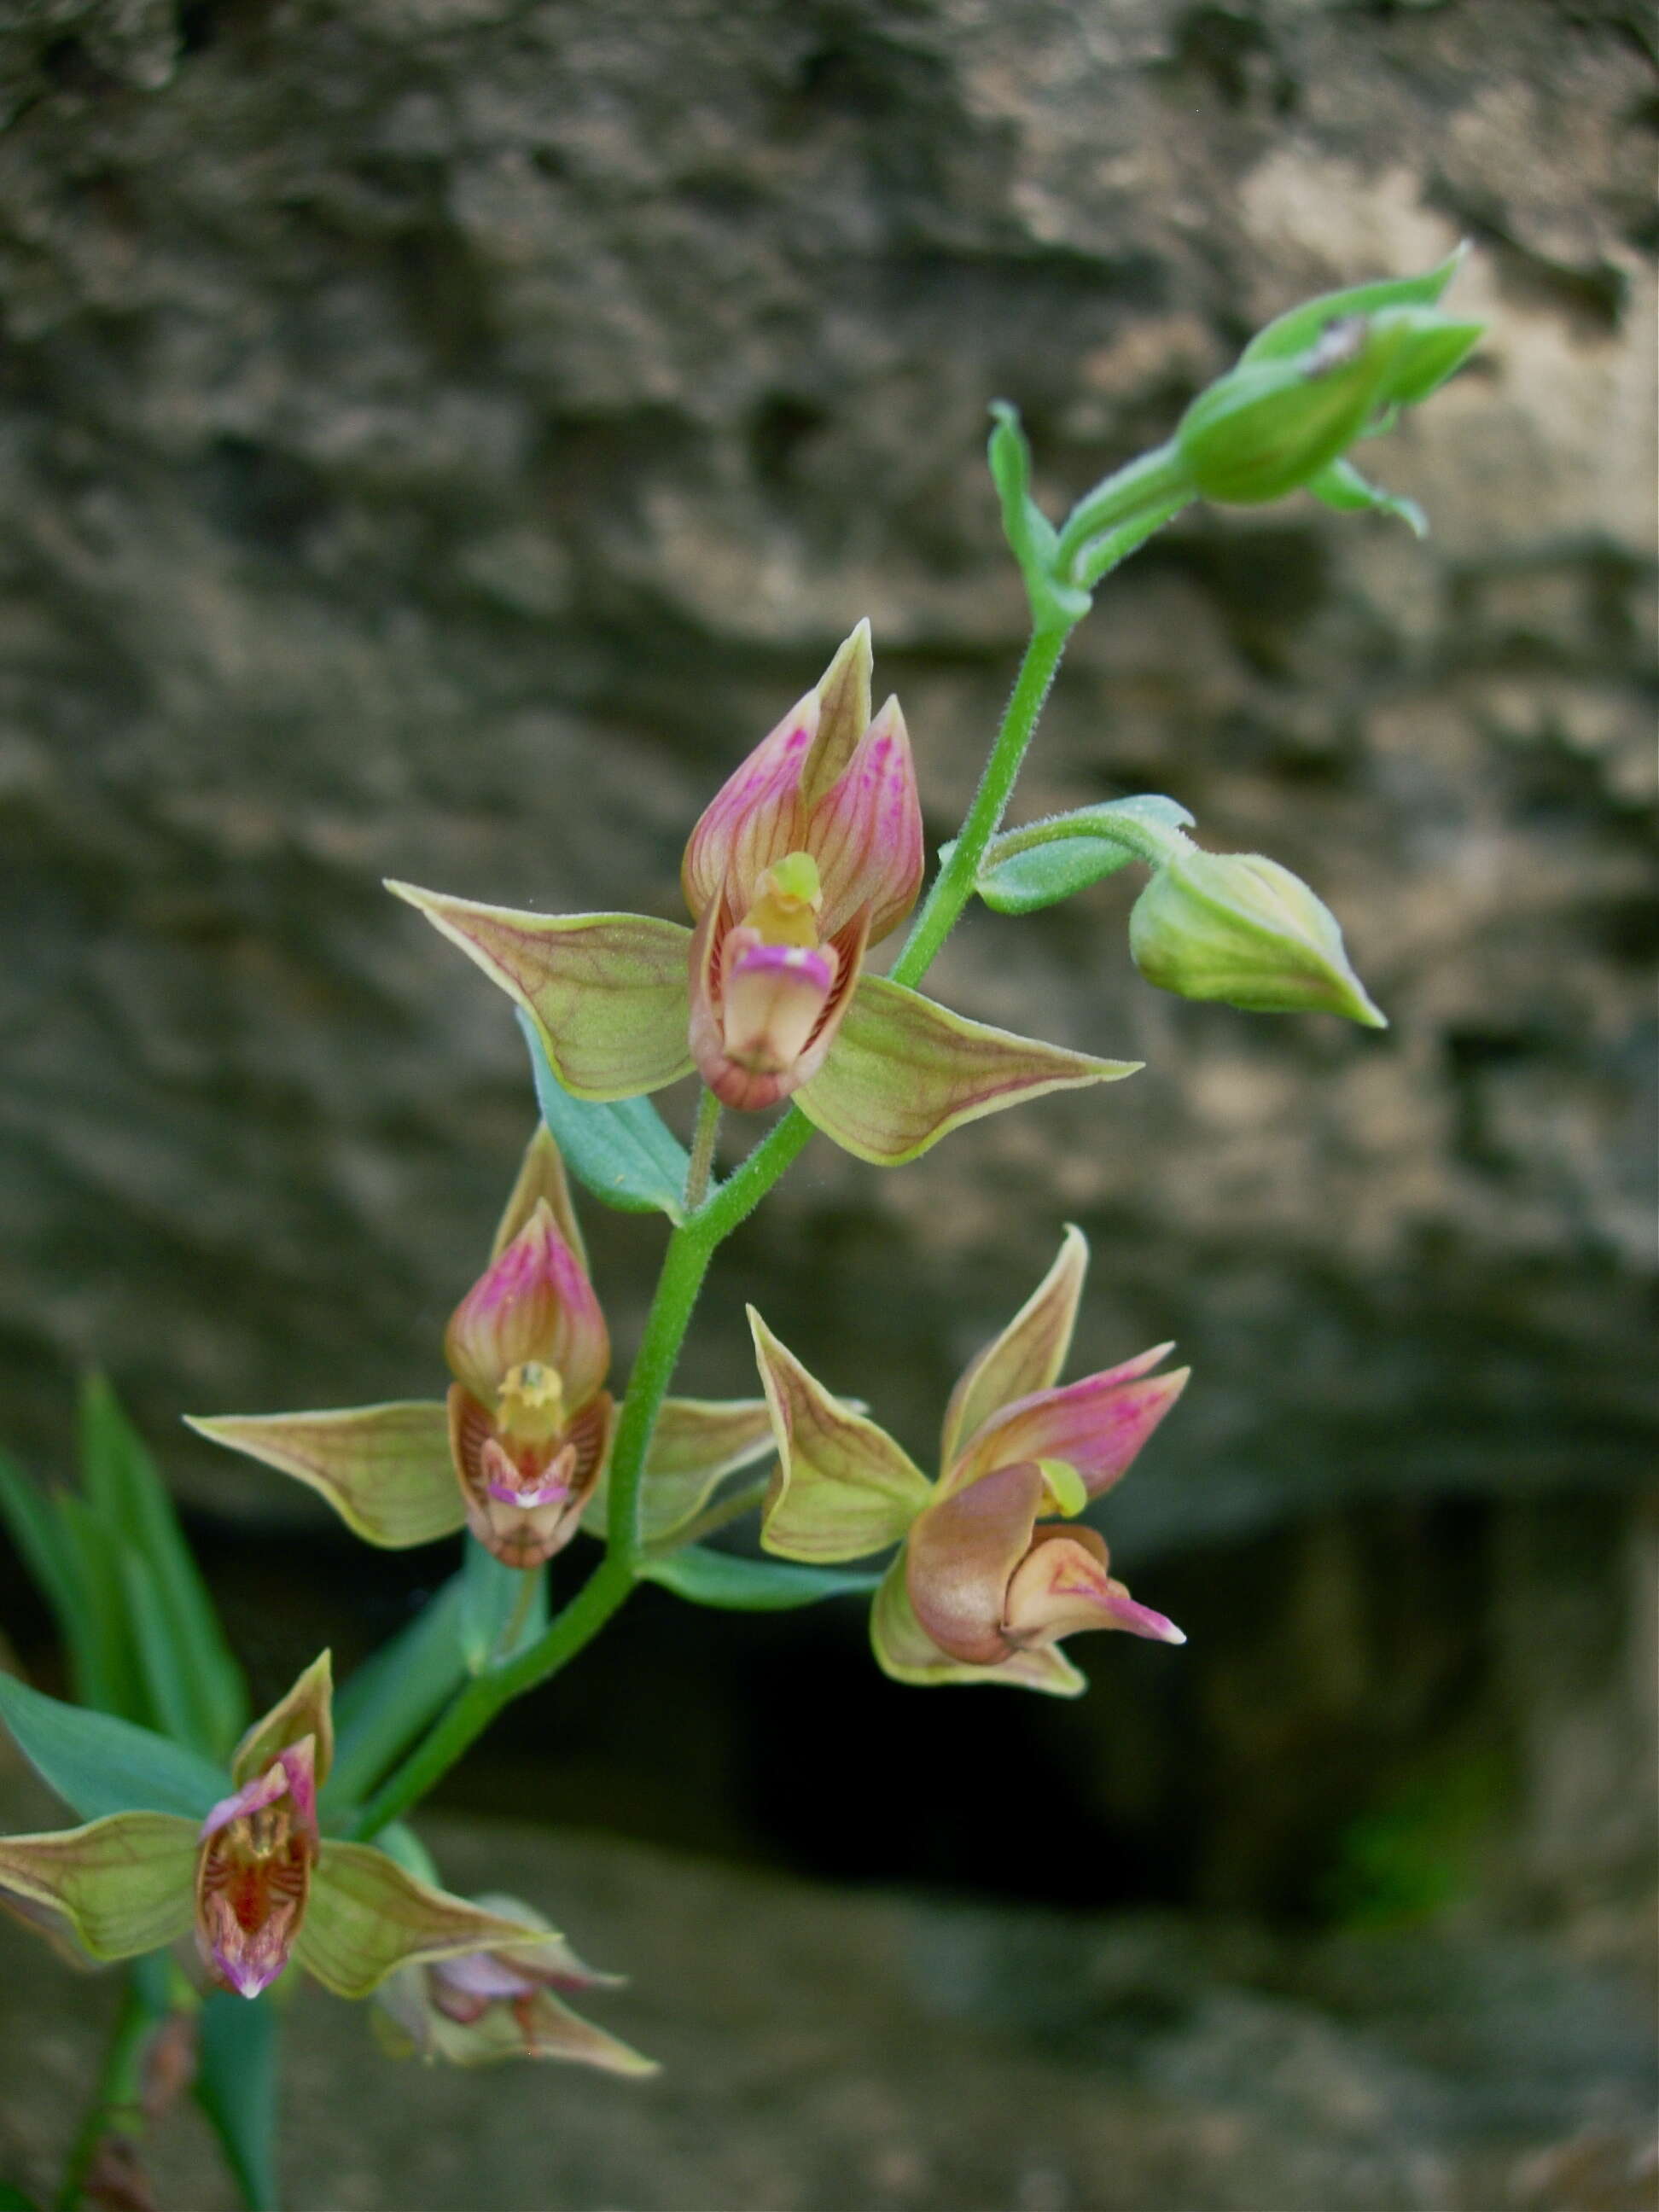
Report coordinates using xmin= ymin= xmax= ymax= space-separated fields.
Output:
xmin=750 ymin=1227 xmax=1188 ymax=1693
xmin=373 ymin=1891 xmax=655 ymax=2075
xmin=0 ymin=1656 xmax=554 ymax=2001
xmin=386 ymin=623 xmax=1138 ymax=1164
xmin=186 ymin=1127 xmax=775 ymax=1566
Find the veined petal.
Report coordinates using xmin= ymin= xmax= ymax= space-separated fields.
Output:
xmin=797 ymin=978 xmax=1140 ymax=1167
xmin=0 ymin=1813 xmax=197 ymax=1962
xmin=387 ymin=887 xmax=695 ymax=1101
xmin=185 ymin=1404 xmax=464 ymax=1549
xmin=869 ymin=1555 xmax=1086 ymax=1697
xmin=940 ymin=1226 xmax=1089 ymax=1469
xmin=195 ymin=1743 xmax=318 ymax=1998
xmin=806 ymin=697 xmax=923 ymax=943
xmin=445 ymin=1202 xmax=608 ymax=1412
xmin=232 ymin=1652 xmax=334 ymax=1792
xmin=492 ymin=1125 xmax=586 ymax=1274
xmin=948 ymin=1355 xmax=1188 ymax=1500
xmin=749 ymin=1307 xmax=931 ymax=1562
xmin=680 ymin=704 xmax=815 ymax=921
xmin=1004 ymin=1526 xmax=1185 ymax=1648
xmin=799 ymin=620 xmax=874 ymax=810
xmin=904 ymin=1461 xmax=1045 ymax=1665
xmin=298 ymin=1843 xmax=554 ymax=2000
xmin=584 ymin=1395 xmax=777 ymax=1546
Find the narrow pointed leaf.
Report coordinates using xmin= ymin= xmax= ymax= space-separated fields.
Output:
xmin=458 ymin=1540 xmax=546 ymax=1672
xmin=966 ymin=796 xmax=1195 ymax=917
xmin=0 ymin=1813 xmax=197 ymax=1960
xmin=941 ymin=1225 xmax=1089 ymax=1468
xmin=869 ymin=1556 xmax=1086 ymax=1697
xmin=122 ymin=1552 xmax=217 ymax=1759
xmin=642 ymin=1547 xmax=881 ymax=1610
xmin=79 ymin=1377 xmax=248 ymax=1760
xmin=298 ymin=1845 xmax=550 ymax=2000
xmin=195 ymin=1990 xmax=281 ymax=2212
xmin=329 ymin=1578 xmax=471 ymax=1808
xmin=0 ymin=1674 xmax=224 ymax=1822
xmin=750 ymin=1307 xmax=931 ymax=1562
xmin=585 ymin=1394 xmax=777 ymax=1545
xmin=388 ymin=882 xmax=694 ymax=1100
xmin=185 ymin=1403 xmax=464 ymax=1549
xmin=0 ymin=1452 xmax=79 ymax=1635
xmin=1309 ymin=457 xmax=1427 ymax=537
xmin=520 ymin=1010 xmax=691 ymax=1220
xmin=798 ymin=977 xmax=1139 ymax=1167
xmin=54 ymin=1493 xmax=150 ymax=1725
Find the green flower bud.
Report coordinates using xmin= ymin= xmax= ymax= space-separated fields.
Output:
xmin=1173 ymin=313 xmax=1416 ymax=505
xmin=1128 ymin=848 xmax=1386 ymax=1027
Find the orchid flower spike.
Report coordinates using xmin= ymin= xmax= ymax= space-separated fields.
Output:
xmin=187 ymin=1126 xmax=777 ymax=1563
xmin=387 ymin=624 xmax=1139 ymax=1166
xmin=373 ymin=1891 xmax=655 ymax=2075
xmin=0 ymin=1656 xmax=559 ymax=2002
xmin=749 ymin=1227 xmax=1188 ymax=1694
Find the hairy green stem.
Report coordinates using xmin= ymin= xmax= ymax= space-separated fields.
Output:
xmin=56 ymin=1976 xmax=153 ymax=2211
xmin=352 ymin=610 xmax=1084 ymax=1837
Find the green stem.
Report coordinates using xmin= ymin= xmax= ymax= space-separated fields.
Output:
xmin=986 ymin=808 xmax=1190 ymax=874
xmin=56 ymin=1975 xmax=153 ymax=2211
xmin=352 ymin=608 xmax=1088 ymax=1839
xmin=684 ymin=1088 xmax=723 ymax=1213
xmin=891 ymin=623 xmax=1072 ymax=987
xmin=1053 ymin=441 xmax=1189 ymax=574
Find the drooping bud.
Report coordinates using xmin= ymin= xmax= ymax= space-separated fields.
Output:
xmin=1129 ymin=847 xmax=1385 ymax=1027
xmin=194 ymin=1739 xmax=320 ymax=1999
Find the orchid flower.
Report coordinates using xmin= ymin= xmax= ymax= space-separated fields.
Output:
xmin=748 ymin=1227 xmax=1188 ymax=1693
xmin=387 ymin=624 xmax=1138 ymax=1165
xmin=0 ymin=1656 xmax=556 ymax=2001
xmin=373 ymin=1891 xmax=655 ymax=2075
xmin=186 ymin=1127 xmax=774 ymax=1566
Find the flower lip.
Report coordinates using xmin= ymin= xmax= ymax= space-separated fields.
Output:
xmin=195 ymin=1740 xmax=319 ymax=2000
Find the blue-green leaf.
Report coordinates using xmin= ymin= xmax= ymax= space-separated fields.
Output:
xmin=642 ymin=1546 xmax=881 ymax=1611
xmin=0 ymin=1674 xmax=224 ymax=1822
xmin=459 ymin=1535 xmax=546 ymax=1673
xmin=963 ymin=796 xmax=1195 ymax=917
xmin=196 ymin=1990 xmax=281 ymax=2212
xmin=53 ymin=1494 xmax=150 ymax=1726
xmin=520 ymin=1010 xmax=691 ymax=1220
xmin=0 ymin=1451 xmax=79 ymax=1644
xmin=328 ymin=1575 xmax=472 ymax=1807
xmin=78 ymin=1376 xmax=248 ymax=1760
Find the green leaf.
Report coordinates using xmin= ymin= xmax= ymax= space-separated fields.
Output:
xmin=79 ymin=1377 xmax=248 ymax=1759
xmin=329 ymin=1575 xmax=471 ymax=1807
xmin=0 ymin=1451 xmax=80 ymax=1644
xmin=1308 ymin=457 xmax=1427 ymax=538
xmin=0 ymin=2184 xmax=40 ymax=2209
xmin=987 ymin=401 xmax=1092 ymax=631
xmin=458 ymin=1535 xmax=546 ymax=1672
xmin=196 ymin=1990 xmax=281 ymax=2212
xmin=642 ymin=1545 xmax=882 ymax=1611
xmin=521 ymin=1010 xmax=691 ymax=1220
xmin=0 ymin=1674 xmax=224 ymax=1822
xmin=966 ymin=797 xmax=1195 ymax=917
xmin=53 ymin=1494 xmax=150 ymax=1726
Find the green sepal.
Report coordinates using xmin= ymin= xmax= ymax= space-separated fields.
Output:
xmin=0 ymin=1812 xmax=198 ymax=1961
xmin=640 ymin=1546 xmax=882 ymax=1611
xmin=519 ymin=1010 xmax=692 ymax=1221
xmin=184 ymin=1402 xmax=464 ymax=1550
xmin=987 ymin=402 xmax=1092 ymax=631
xmin=797 ymin=975 xmax=1138 ymax=1167
xmin=78 ymin=1376 xmax=249 ymax=1761
xmin=0 ymin=1674 xmax=224 ymax=1822
xmin=1238 ymin=246 xmax=1468 ymax=365
xmin=962 ymin=796 xmax=1195 ymax=917
xmin=297 ymin=1845 xmax=551 ymax=2000
xmin=1308 ymin=457 xmax=1427 ymax=538
xmin=195 ymin=1990 xmax=281 ymax=2212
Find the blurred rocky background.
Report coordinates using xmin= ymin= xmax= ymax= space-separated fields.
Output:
xmin=0 ymin=0 xmax=1654 ymax=2203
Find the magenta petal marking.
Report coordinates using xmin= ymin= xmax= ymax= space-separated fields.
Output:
xmin=682 ymin=707 xmax=815 ymax=920
xmin=951 ymin=1359 xmax=1187 ymax=1499
xmin=806 ymin=699 xmax=923 ymax=943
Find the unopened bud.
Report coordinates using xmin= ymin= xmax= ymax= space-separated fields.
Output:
xmin=1128 ymin=848 xmax=1386 ymax=1027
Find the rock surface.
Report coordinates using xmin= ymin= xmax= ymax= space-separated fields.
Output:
xmin=0 ymin=0 xmax=1652 ymax=2018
